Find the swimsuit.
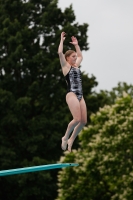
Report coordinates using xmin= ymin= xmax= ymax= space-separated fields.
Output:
xmin=65 ymin=66 xmax=83 ymax=101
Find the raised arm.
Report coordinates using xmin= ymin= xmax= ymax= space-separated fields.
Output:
xmin=70 ymin=36 xmax=83 ymax=67
xmin=58 ymin=32 xmax=67 ymax=67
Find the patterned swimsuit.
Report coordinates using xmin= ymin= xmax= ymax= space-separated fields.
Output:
xmin=65 ymin=66 xmax=83 ymax=101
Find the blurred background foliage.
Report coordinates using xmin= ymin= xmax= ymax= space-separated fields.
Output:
xmin=57 ymin=93 xmax=133 ymax=200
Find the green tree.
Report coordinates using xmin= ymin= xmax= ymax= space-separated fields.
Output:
xmin=0 ymin=0 xmax=99 ymax=199
xmin=57 ymin=93 xmax=133 ymax=200
xmin=86 ymin=82 xmax=133 ymax=117
xmin=98 ymin=82 xmax=133 ymax=104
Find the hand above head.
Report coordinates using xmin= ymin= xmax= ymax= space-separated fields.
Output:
xmin=61 ymin=32 xmax=66 ymax=41
xmin=70 ymin=36 xmax=78 ymax=46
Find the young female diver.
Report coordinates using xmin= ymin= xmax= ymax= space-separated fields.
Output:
xmin=58 ymin=32 xmax=87 ymax=152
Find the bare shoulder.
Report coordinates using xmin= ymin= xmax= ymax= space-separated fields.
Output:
xmin=75 ymin=56 xmax=83 ymax=67
xmin=62 ymin=63 xmax=71 ymax=76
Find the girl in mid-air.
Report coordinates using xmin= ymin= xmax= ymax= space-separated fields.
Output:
xmin=58 ymin=32 xmax=87 ymax=152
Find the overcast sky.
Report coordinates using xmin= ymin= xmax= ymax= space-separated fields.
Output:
xmin=58 ymin=0 xmax=133 ymax=92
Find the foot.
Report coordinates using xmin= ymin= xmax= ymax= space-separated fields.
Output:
xmin=61 ymin=137 xmax=68 ymax=151
xmin=67 ymin=139 xmax=73 ymax=152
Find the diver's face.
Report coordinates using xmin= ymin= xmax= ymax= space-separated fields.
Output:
xmin=67 ymin=53 xmax=77 ymax=65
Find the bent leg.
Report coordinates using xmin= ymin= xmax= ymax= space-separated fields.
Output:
xmin=68 ymin=97 xmax=87 ymax=151
xmin=63 ymin=92 xmax=81 ymax=140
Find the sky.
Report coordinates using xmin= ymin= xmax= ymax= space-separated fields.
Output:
xmin=58 ymin=0 xmax=133 ymax=92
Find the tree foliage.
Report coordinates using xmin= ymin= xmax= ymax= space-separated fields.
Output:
xmin=86 ymin=82 xmax=133 ymax=117
xmin=57 ymin=93 xmax=133 ymax=200
xmin=99 ymin=82 xmax=133 ymax=104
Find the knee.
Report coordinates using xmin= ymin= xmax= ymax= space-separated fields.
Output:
xmin=80 ymin=120 xmax=87 ymax=126
xmin=74 ymin=118 xmax=81 ymax=125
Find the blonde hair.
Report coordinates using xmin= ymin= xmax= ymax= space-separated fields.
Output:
xmin=65 ymin=50 xmax=75 ymax=61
